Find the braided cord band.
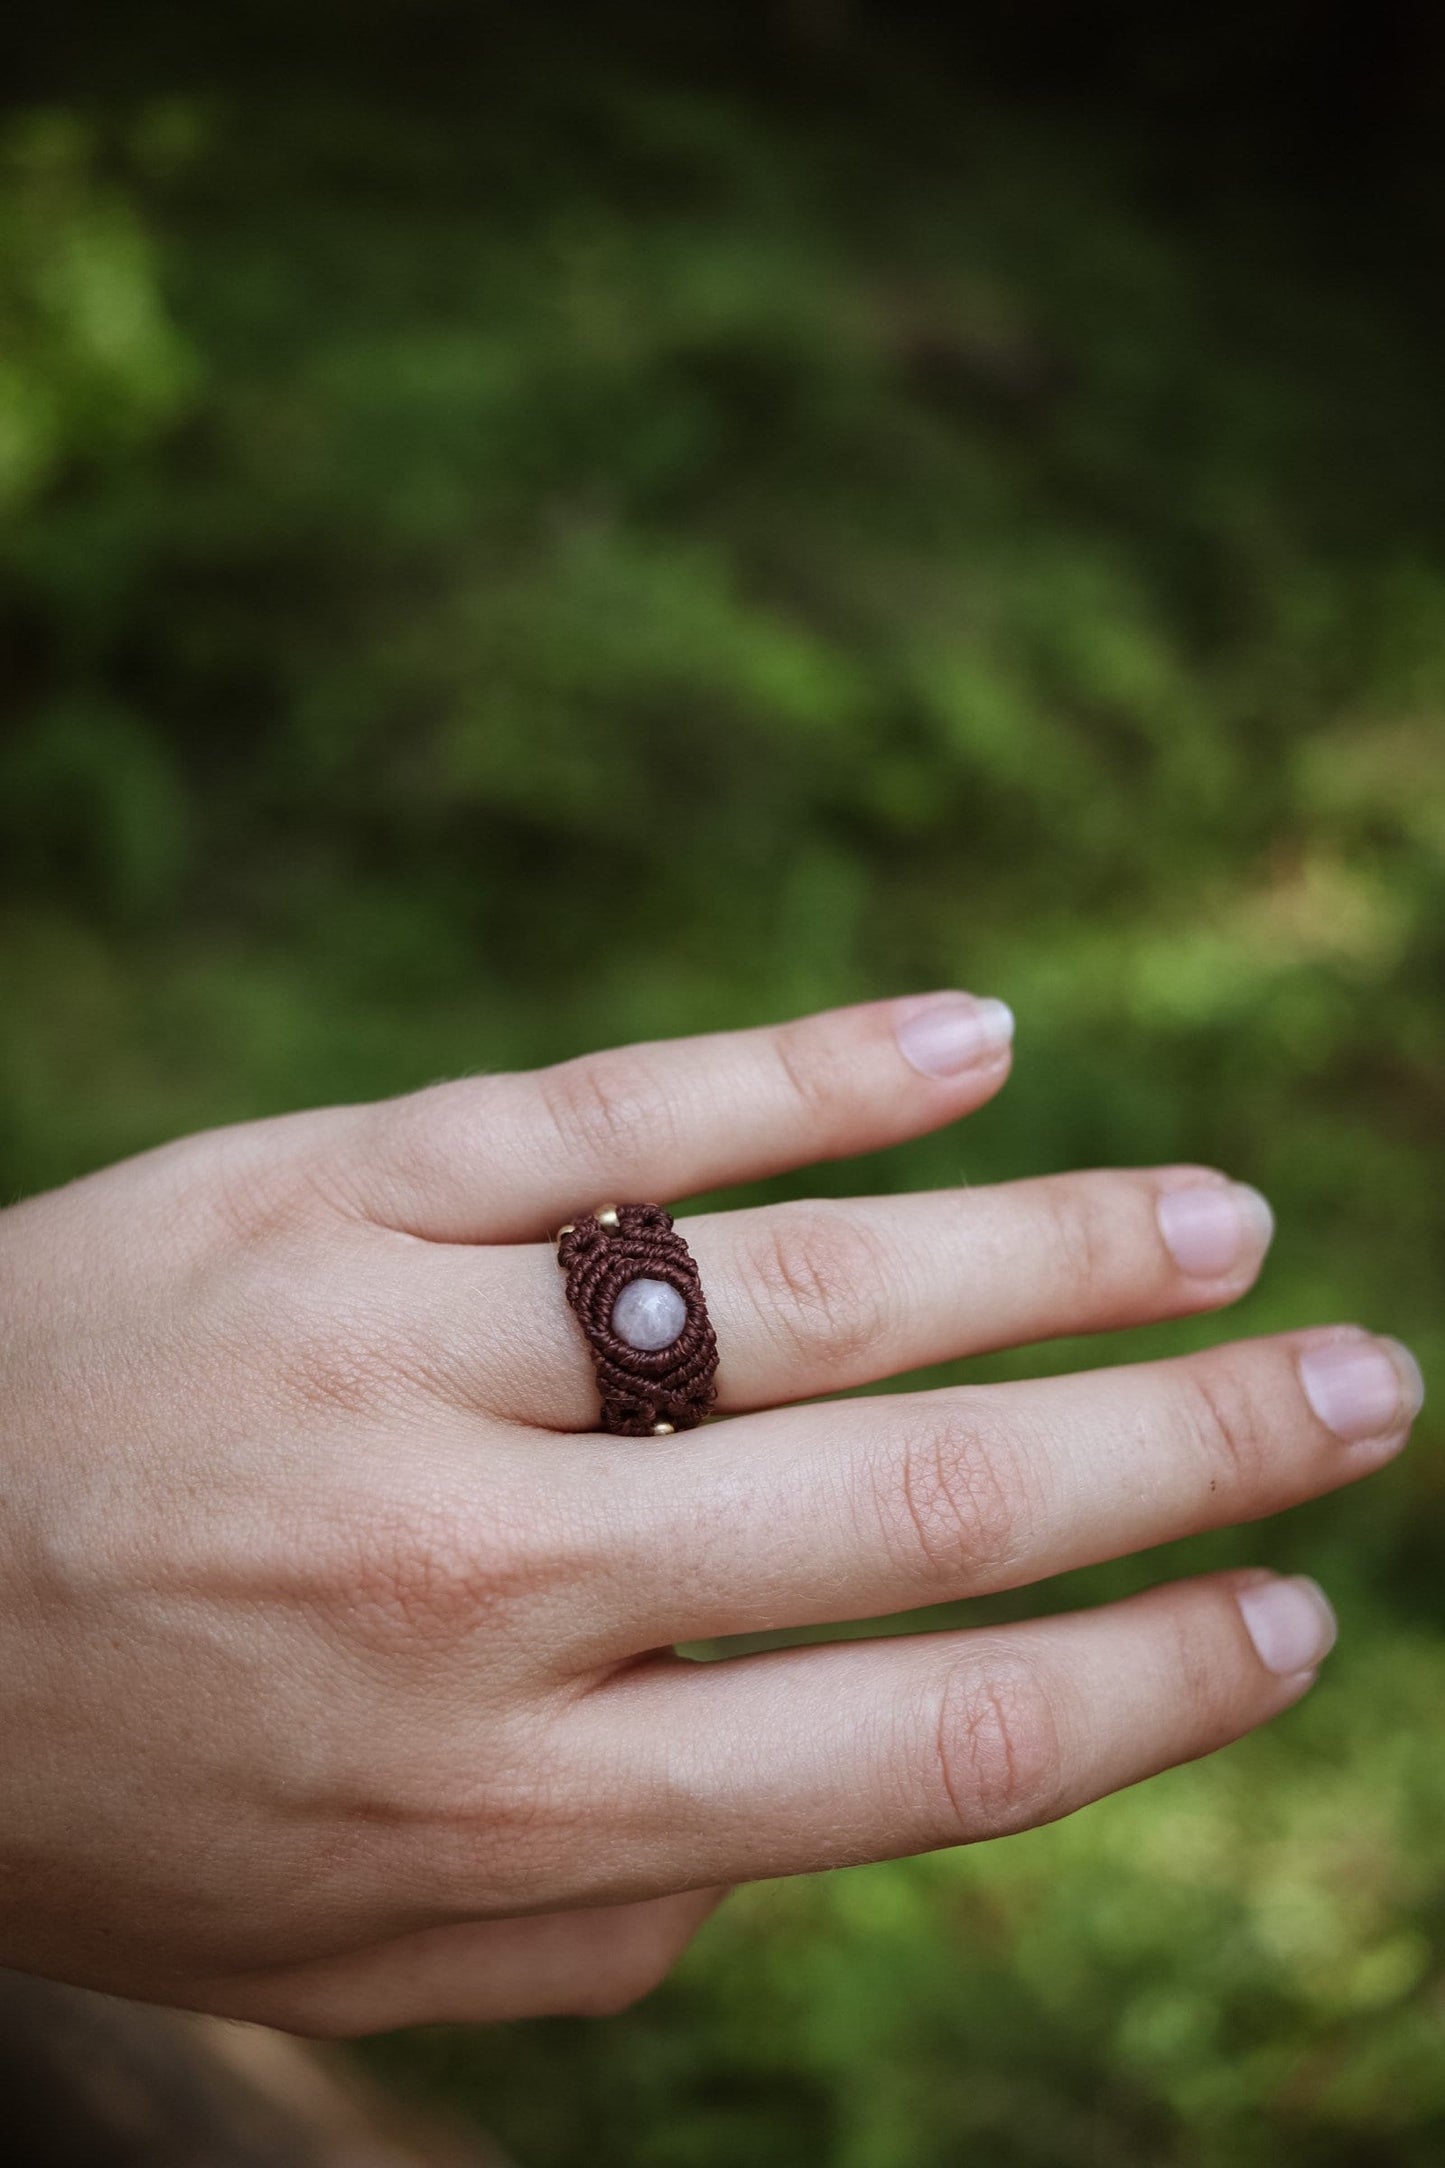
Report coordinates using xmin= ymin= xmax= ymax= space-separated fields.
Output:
xmin=556 ymin=1203 xmax=719 ymax=1436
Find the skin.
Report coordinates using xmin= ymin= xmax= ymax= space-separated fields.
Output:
xmin=0 ymin=994 xmax=1420 ymax=2036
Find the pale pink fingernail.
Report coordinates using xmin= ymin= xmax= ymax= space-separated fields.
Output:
xmin=895 ymin=993 xmax=1015 ymax=1078
xmin=1237 ymin=1576 xmax=1338 ymax=1675
xmin=1156 ymin=1181 xmax=1275 ymax=1278
xmin=1298 ymin=1335 xmax=1424 ymax=1443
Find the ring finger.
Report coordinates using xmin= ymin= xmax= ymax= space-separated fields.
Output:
xmin=590 ymin=1323 xmax=1420 ymax=1651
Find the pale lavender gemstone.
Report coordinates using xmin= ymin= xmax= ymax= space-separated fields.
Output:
xmin=611 ymin=1276 xmax=688 ymax=1353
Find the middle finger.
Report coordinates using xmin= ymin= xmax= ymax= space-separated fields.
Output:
xmin=418 ymin=1164 xmax=1277 ymax=1425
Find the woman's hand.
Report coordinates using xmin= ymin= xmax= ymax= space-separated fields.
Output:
xmin=0 ymin=995 xmax=1421 ymax=2034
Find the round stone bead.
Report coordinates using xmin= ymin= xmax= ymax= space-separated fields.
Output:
xmin=611 ymin=1276 xmax=688 ymax=1353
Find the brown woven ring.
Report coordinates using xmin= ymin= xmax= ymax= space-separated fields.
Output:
xmin=556 ymin=1203 xmax=719 ymax=1436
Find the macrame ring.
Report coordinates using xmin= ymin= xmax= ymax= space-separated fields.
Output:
xmin=556 ymin=1203 xmax=719 ymax=1437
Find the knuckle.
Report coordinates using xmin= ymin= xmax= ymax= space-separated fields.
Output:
xmin=1176 ymin=1355 xmax=1268 ymax=1495
xmin=367 ymin=1079 xmax=491 ymax=1201
xmin=1034 ymin=1176 xmax=1116 ymax=1297
xmin=931 ymin=1653 xmax=1062 ymax=1840
xmin=537 ymin=1051 xmax=676 ymax=1172
xmin=299 ymin=1709 xmax=578 ymax=1912
xmin=1164 ymin=1594 xmax=1247 ymax=1743
xmin=414 ymin=1741 xmax=599 ymax=1917
xmin=328 ymin=1494 xmax=556 ymax=1652
xmin=880 ymin=1399 xmax=1028 ymax=1591
xmin=206 ymin=1139 xmax=339 ymax=1247
xmin=769 ymin=1015 xmax=841 ymax=1128
xmin=747 ymin=1203 xmax=895 ymax=1373
xmin=272 ymin=1291 xmax=437 ymax=1420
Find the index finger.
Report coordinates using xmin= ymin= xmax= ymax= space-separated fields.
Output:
xmin=330 ymin=992 xmax=1015 ymax=1243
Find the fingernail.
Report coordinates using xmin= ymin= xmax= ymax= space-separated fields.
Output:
xmin=1237 ymin=1576 xmax=1337 ymax=1675
xmin=895 ymin=993 xmax=1015 ymax=1078
xmin=1298 ymin=1334 xmax=1424 ymax=1443
xmin=1156 ymin=1181 xmax=1275 ymax=1278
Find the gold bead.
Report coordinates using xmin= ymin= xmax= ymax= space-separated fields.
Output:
xmin=595 ymin=1203 xmax=621 ymax=1231
xmin=651 ymin=1421 xmax=676 ymax=1436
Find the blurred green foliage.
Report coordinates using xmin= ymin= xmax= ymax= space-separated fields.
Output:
xmin=2 ymin=6 xmax=1444 ymax=2163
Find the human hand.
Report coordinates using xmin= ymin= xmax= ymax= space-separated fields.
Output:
xmin=0 ymin=995 xmax=1421 ymax=2032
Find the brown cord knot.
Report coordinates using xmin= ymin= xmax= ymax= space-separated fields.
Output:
xmin=556 ymin=1203 xmax=718 ymax=1436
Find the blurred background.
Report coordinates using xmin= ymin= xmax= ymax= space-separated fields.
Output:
xmin=3 ymin=2 xmax=1444 ymax=2161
